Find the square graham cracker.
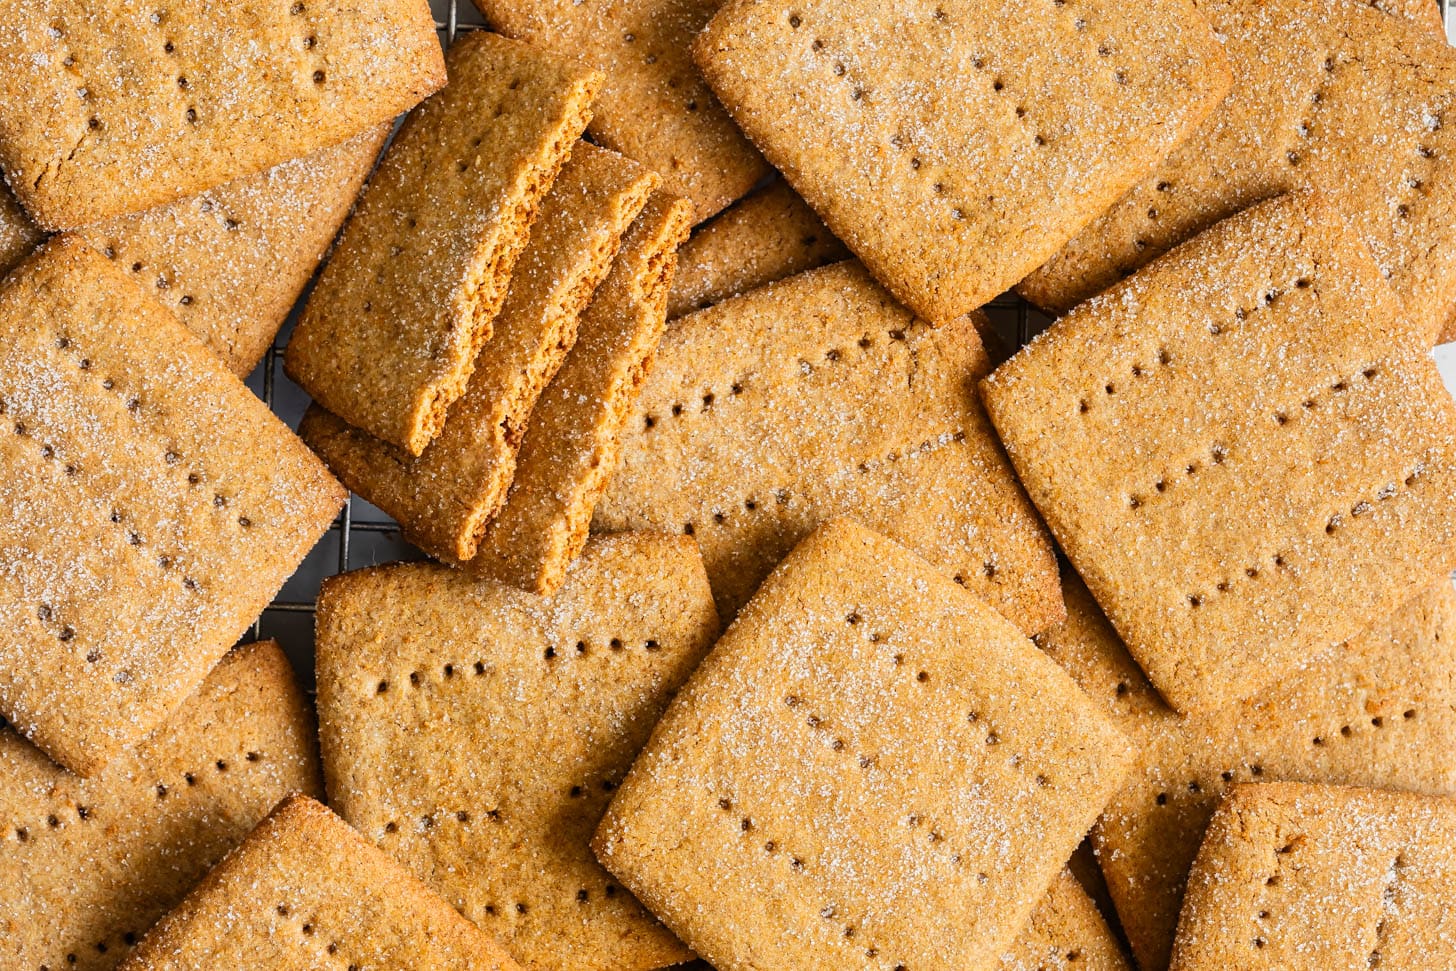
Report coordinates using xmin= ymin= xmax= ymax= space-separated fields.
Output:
xmin=0 ymin=0 xmax=442 ymax=228
xmin=286 ymin=32 xmax=602 ymax=456
xmin=693 ymin=0 xmax=1230 ymax=322
xmin=1038 ymin=573 xmax=1456 ymax=971
xmin=592 ymin=519 xmax=1131 ymax=971
xmin=1 ymin=641 xmax=322 ymax=971
xmin=469 ymin=0 xmax=768 ymax=221
xmin=117 ymin=795 xmax=522 ymax=971
xmin=467 ymin=192 xmax=694 ymax=595
xmin=983 ymin=192 xmax=1456 ymax=714
xmin=594 ymin=260 xmax=1063 ymax=634
xmin=1021 ymin=0 xmax=1456 ymax=345
xmin=666 ymin=179 xmax=849 ymax=320
xmin=316 ymin=533 xmax=720 ymax=971
xmin=0 ymin=237 xmax=345 ymax=776
xmin=298 ymin=143 xmax=656 ymax=564
xmin=1171 ymin=783 xmax=1456 ymax=970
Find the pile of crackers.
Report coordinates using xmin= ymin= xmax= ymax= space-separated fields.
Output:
xmin=3 ymin=0 xmax=1456 ymax=969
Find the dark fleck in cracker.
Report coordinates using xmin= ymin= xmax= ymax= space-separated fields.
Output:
xmin=593 ymin=519 xmax=1130 ymax=971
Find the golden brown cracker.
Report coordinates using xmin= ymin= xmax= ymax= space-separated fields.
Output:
xmin=1000 ymin=870 xmax=1130 ymax=971
xmin=0 ymin=181 xmax=43 ymax=276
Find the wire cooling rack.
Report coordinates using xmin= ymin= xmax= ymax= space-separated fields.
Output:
xmin=250 ymin=0 xmax=1456 ymax=676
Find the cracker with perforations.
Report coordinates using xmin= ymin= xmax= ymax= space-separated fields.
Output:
xmin=298 ymin=143 xmax=656 ymax=564
xmin=0 ymin=237 xmax=345 ymax=776
xmin=985 ymin=192 xmax=1456 ymax=714
xmin=1038 ymin=574 xmax=1456 ymax=971
xmin=693 ymin=0 xmax=1230 ymax=321
xmin=0 ymin=0 xmax=442 ymax=228
xmin=118 ymin=794 xmax=521 ymax=971
xmin=666 ymin=179 xmax=848 ymax=319
xmin=2 ymin=641 xmax=322 ymax=971
xmin=316 ymin=533 xmax=719 ymax=971
xmin=286 ymin=32 xmax=601 ymax=455
xmin=468 ymin=193 xmax=693 ymax=595
xmin=595 ymin=260 xmax=1062 ymax=634
xmin=593 ymin=519 xmax=1131 ymax=971
xmin=1171 ymin=783 xmax=1456 ymax=970
xmin=1000 ymin=869 xmax=1130 ymax=971
xmin=470 ymin=0 xmax=767 ymax=221
xmin=1021 ymin=0 xmax=1456 ymax=344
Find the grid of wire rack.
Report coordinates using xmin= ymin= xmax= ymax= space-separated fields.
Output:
xmin=252 ymin=0 xmax=1456 ymax=653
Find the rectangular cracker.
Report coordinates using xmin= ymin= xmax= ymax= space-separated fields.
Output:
xmin=285 ymin=32 xmax=602 ymax=455
xmin=1020 ymin=0 xmax=1456 ymax=344
xmin=2 ymin=641 xmax=322 ymax=971
xmin=77 ymin=125 xmax=388 ymax=378
xmin=666 ymin=179 xmax=849 ymax=320
xmin=594 ymin=260 xmax=1063 ymax=634
xmin=470 ymin=0 xmax=768 ymax=221
xmin=1171 ymin=783 xmax=1456 ymax=970
xmin=467 ymin=192 xmax=693 ymax=595
xmin=1002 ymin=869 xmax=1130 ymax=971
xmin=1037 ymin=573 xmax=1456 ymax=971
xmin=593 ymin=519 xmax=1131 ymax=971
xmin=984 ymin=192 xmax=1456 ymax=714
xmin=0 ymin=236 xmax=345 ymax=776
xmin=297 ymin=143 xmax=656 ymax=564
xmin=693 ymin=0 xmax=1231 ymax=321
xmin=316 ymin=533 xmax=720 ymax=971
xmin=118 ymin=794 xmax=522 ymax=971
xmin=0 ymin=0 xmax=443 ymax=228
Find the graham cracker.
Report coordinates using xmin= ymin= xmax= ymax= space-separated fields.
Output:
xmin=316 ymin=533 xmax=720 ymax=971
xmin=285 ymin=32 xmax=602 ymax=456
xmin=118 ymin=794 xmax=522 ymax=971
xmin=0 ymin=181 xmax=43 ymax=276
xmin=79 ymin=125 xmax=388 ymax=378
xmin=0 ymin=0 xmax=443 ymax=229
xmin=984 ymin=192 xmax=1456 ymax=714
xmin=593 ymin=519 xmax=1131 ymax=971
xmin=2 ymin=641 xmax=322 ymax=971
xmin=595 ymin=260 xmax=1063 ymax=634
xmin=1037 ymin=573 xmax=1456 ymax=971
xmin=666 ymin=179 xmax=849 ymax=320
xmin=1001 ymin=869 xmax=1130 ymax=971
xmin=468 ymin=192 xmax=693 ymax=595
xmin=1376 ymin=0 xmax=1446 ymax=33
xmin=693 ymin=0 xmax=1231 ymax=321
xmin=1171 ymin=783 xmax=1456 ymax=970
xmin=0 ymin=236 xmax=345 ymax=776
xmin=1020 ymin=0 xmax=1456 ymax=345
xmin=469 ymin=0 xmax=768 ymax=221
xmin=298 ymin=143 xmax=656 ymax=564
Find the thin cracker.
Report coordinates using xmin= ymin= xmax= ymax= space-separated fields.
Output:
xmin=285 ymin=32 xmax=602 ymax=455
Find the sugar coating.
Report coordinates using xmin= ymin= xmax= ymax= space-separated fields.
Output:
xmin=593 ymin=519 xmax=1131 ymax=971
xmin=285 ymin=32 xmax=602 ymax=456
xmin=997 ymin=869 xmax=1130 ymax=971
xmin=0 ymin=0 xmax=442 ymax=228
xmin=694 ymin=0 xmax=1231 ymax=321
xmin=1039 ymin=575 xmax=1456 ymax=971
xmin=0 ymin=237 xmax=344 ymax=776
xmin=1 ymin=642 xmax=321 ymax=971
xmin=0 ymin=181 xmax=44 ymax=274
xmin=985 ymin=192 xmax=1456 ymax=714
xmin=316 ymin=534 xmax=720 ymax=971
xmin=596 ymin=260 xmax=1063 ymax=634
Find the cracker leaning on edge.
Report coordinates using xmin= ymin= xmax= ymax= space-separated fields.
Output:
xmin=317 ymin=534 xmax=720 ymax=971
xmin=1171 ymin=783 xmax=1456 ymax=970
xmin=470 ymin=0 xmax=768 ymax=221
xmin=0 ymin=0 xmax=443 ymax=228
xmin=2 ymin=641 xmax=322 ymax=971
xmin=286 ymin=32 xmax=602 ymax=455
xmin=118 ymin=794 xmax=523 ymax=971
xmin=693 ymin=0 xmax=1231 ymax=321
xmin=1038 ymin=574 xmax=1456 ymax=971
xmin=298 ymin=143 xmax=656 ymax=564
xmin=984 ymin=192 xmax=1456 ymax=714
xmin=0 ymin=237 xmax=345 ymax=776
xmin=593 ymin=519 xmax=1131 ymax=971
xmin=468 ymin=192 xmax=693 ymax=595
xmin=595 ymin=260 xmax=1063 ymax=634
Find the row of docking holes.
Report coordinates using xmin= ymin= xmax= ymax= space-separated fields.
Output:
xmin=100 ymin=192 xmax=249 ymax=308
xmin=616 ymin=31 xmax=700 ymax=112
xmin=371 ymin=638 xmax=663 ymax=695
xmin=272 ymin=902 xmax=365 ymax=971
